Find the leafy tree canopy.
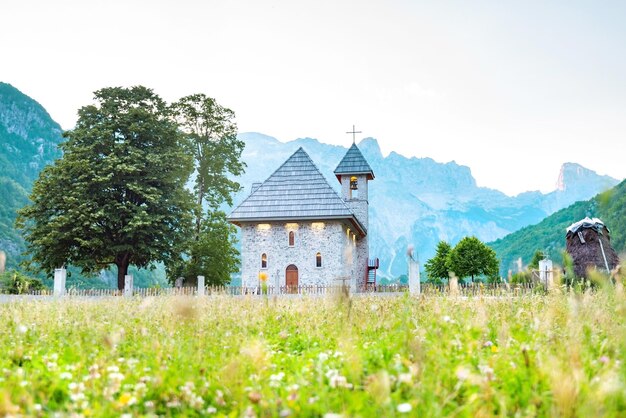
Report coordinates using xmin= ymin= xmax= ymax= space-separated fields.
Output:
xmin=447 ymin=236 xmax=499 ymax=282
xmin=17 ymin=86 xmax=195 ymax=289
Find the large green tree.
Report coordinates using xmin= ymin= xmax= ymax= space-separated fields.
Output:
xmin=447 ymin=236 xmax=499 ymax=282
xmin=424 ymin=241 xmax=452 ymax=283
xmin=169 ymin=94 xmax=245 ymax=285
xmin=17 ymin=86 xmax=194 ymax=289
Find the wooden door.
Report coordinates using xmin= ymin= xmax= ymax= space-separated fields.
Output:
xmin=286 ymin=264 xmax=298 ymax=293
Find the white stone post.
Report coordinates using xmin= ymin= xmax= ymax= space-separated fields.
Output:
xmin=449 ymin=275 xmax=459 ymax=297
xmin=124 ymin=274 xmax=133 ymax=298
xmin=53 ymin=268 xmax=66 ymax=297
xmin=539 ymin=259 xmax=553 ymax=289
xmin=407 ymin=246 xmax=420 ymax=295
xmin=197 ymin=275 xmax=205 ymax=296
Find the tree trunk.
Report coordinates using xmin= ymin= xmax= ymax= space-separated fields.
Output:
xmin=115 ymin=253 xmax=131 ymax=290
xmin=195 ymin=177 xmax=205 ymax=240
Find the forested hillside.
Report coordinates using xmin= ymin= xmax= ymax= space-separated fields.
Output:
xmin=0 ymin=83 xmax=64 ymax=269
xmin=490 ymin=179 xmax=626 ymax=273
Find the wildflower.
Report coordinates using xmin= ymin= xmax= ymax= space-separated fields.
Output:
xmin=107 ymin=365 xmax=120 ymax=373
xmin=17 ymin=325 xmax=28 ymax=334
xmin=280 ymin=409 xmax=292 ymax=417
xmin=397 ymin=403 xmax=412 ymax=413
xmin=34 ymin=404 xmax=42 ymax=411
xmin=443 ymin=315 xmax=451 ymax=323
xmin=144 ymin=400 xmax=155 ymax=409
xmin=248 ymin=392 xmax=262 ymax=404
xmin=398 ymin=373 xmax=412 ymax=385
xmin=206 ymin=406 xmax=217 ymax=414
xmin=456 ymin=367 xmax=470 ymax=381
xmin=118 ymin=393 xmax=137 ymax=407
xmin=269 ymin=372 xmax=285 ymax=388
xmin=244 ymin=406 xmax=257 ymax=417
xmin=166 ymin=399 xmax=182 ymax=408
xmin=318 ymin=352 xmax=329 ymax=362
xmin=600 ymin=356 xmax=610 ymax=364
xmin=323 ymin=414 xmax=343 ymax=418
xmin=483 ymin=340 xmax=493 ymax=347
xmin=60 ymin=372 xmax=73 ymax=380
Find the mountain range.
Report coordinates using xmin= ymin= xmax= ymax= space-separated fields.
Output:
xmin=0 ymin=82 xmax=620 ymax=283
xmin=234 ymin=133 xmax=618 ymax=278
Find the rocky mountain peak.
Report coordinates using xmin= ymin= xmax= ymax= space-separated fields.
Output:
xmin=556 ymin=162 xmax=616 ymax=193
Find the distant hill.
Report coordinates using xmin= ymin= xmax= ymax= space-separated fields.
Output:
xmin=489 ymin=179 xmax=626 ymax=273
xmin=234 ymin=133 xmax=620 ymax=278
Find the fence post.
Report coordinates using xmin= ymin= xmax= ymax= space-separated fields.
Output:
xmin=0 ymin=250 xmax=5 ymax=274
xmin=197 ymin=276 xmax=205 ymax=296
xmin=54 ymin=268 xmax=66 ymax=297
xmin=124 ymin=275 xmax=133 ymax=298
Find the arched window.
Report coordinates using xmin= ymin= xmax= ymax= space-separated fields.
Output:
xmin=288 ymin=231 xmax=295 ymax=246
xmin=316 ymin=252 xmax=322 ymax=268
xmin=261 ymin=253 xmax=267 ymax=269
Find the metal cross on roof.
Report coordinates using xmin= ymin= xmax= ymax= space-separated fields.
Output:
xmin=346 ymin=124 xmax=362 ymax=144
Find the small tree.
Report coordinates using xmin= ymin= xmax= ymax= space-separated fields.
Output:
xmin=447 ymin=236 xmax=499 ymax=282
xmin=425 ymin=241 xmax=452 ymax=283
xmin=174 ymin=211 xmax=240 ymax=286
xmin=17 ymin=86 xmax=194 ymax=289
xmin=528 ymin=250 xmax=545 ymax=270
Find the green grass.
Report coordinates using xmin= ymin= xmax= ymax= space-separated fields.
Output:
xmin=1 ymin=290 xmax=626 ymax=417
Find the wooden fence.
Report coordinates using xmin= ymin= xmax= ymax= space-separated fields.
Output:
xmin=0 ymin=282 xmax=545 ymax=297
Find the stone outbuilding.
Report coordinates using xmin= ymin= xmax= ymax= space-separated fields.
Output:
xmin=565 ymin=217 xmax=620 ymax=279
xmin=228 ymin=144 xmax=376 ymax=290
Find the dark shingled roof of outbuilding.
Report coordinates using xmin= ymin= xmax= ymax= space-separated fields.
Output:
xmin=333 ymin=143 xmax=375 ymax=181
xmin=228 ymin=147 xmax=366 ymax=234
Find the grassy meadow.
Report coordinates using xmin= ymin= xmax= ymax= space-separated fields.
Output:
xmin=1 ymin=288 xmax=626 ymax=417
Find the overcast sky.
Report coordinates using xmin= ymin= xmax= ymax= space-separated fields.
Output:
xmin=2 ymin=0 xmax=625 ymax=195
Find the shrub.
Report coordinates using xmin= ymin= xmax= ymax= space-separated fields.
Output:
xmin=0 ymin=270 xmax=45 ymax=294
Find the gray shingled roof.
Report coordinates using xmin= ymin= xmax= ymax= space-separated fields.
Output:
xmin=333 ymin=143 xmax=375 ymax=181
xmin=228 ymin=148 xmax=366 ymax=234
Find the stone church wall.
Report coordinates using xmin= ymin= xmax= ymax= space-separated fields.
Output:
xmin=240 ymin=221 xmax=358 ymax=288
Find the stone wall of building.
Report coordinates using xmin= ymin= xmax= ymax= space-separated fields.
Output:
xmin=240 ymin=221 xmax=358 ymax=288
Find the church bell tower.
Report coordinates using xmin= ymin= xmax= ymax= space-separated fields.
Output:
xmin=334 ymin=134 xmax=375 ymax=288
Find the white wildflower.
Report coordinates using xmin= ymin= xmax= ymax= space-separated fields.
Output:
xmin=398 ymin=373 xmax=412 ymax=385
xmin=397 ymin=403 xmax=412 ymax=413
xmin=17 ymin=324 xmax=28 ymax=334
xmin=60 ymin=372 xmax=72 ymax=380
xmin=456 ymin=367 xmax=470 ymax=381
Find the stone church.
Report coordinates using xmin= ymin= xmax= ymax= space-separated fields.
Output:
xmin=228 ymin=143 xmax=377 ymax=289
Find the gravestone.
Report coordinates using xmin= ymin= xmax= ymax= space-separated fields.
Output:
xmin=539 ymin=259 xmax=553 ymax=289
xmin=175 ymin=277 xmax=184 ymax=288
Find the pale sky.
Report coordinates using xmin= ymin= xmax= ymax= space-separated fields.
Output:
xmin=2 ymin=0 xmax=625 ymax=195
